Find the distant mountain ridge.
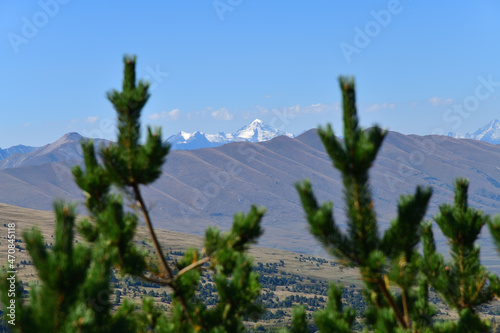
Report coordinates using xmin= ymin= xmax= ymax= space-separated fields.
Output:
xmin=0 ymin=119 xmax=291 ymax=168
xmin=0 ymin=133 xmax=108 ymax=169
xmin=448 ymin=119 xmax=500 ymax=144
xmin=166 ymin=119 xmax=294 ymax=150
xmin=0 ymin=144 xmax=38 ymax=160
xmin=1 ymin=129 xmax=500 ymax=259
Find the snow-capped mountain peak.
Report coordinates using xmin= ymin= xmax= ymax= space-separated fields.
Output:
xmin=233 ymin=119 xmax=292 ymax=142
xmin=448 ymin=119 xmax=500 ymax=144
xmin=166 ymin=119 xmax=295 ymax=150
xmin=472 ymin=119 xmax=500 ymax=142
xmin=180 ymin=131 xmax=192 ymax=141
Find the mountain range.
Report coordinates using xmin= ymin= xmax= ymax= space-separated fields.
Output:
xmin=1 ymin=118 xmax=497 ymax=161
xmin=1 ymin=128 xmax=500 ymax=265
xmin=0 ymin=119 xmax=290 ymax=168
xmin=0 ymin=144 xmax=38 ymax=160
xmin=448 ymin=119 xmax=500 ymax=144
xmin=166 ymin=119 xmax=294 ymax=150
xmin=0 ymin=119 xmax=292 ymax=164
xmin=0 ymin=133 xmax=108 ymax=169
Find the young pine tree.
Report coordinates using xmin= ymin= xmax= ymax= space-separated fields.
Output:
xmin=422 ymin=179 xmax=500 ymax=332
xmin=0 ymin=201 xmax=140 ymax=332
xmin=2 ymin=61 xmax=500 ymax=333
xmin=292 ymin=77 xmax=500 ymax=332
xmin=0 ymin=55 xmax=265 ymax=333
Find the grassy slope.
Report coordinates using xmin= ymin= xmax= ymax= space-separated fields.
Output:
xmin=2 ymin=203 xmax=500 ymax=330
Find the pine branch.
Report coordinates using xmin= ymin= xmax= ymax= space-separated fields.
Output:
xmin=401 ymin=288 xmax=410 ymax=328
xmin=377 ymin=278 xmax=408 ymax=329
xmin=175 ymin=256 xmax=210 ymax=282
xmin=132 ymin=183 xmax=173 ymax=280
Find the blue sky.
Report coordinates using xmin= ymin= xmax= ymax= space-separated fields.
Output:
xmin=1 ymin=1 xmax=500 ymax=148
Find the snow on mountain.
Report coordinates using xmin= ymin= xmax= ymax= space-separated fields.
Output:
xmin=205 ymin=132 xmax=234 ymax=144
xmin=233 ymin=119 xmax=293 ymax=142
xmin=180 ymin=131 xmax=192 ymax=141
xmin=0 ymin=119 xmax=294 ymax=167
xmin=166 ymin=119 xmax=295 ymax=150
xmin=448 ymin=119 xmax=500 ymax=144
xmin=471 ymin=119 xmax=500 ymax=143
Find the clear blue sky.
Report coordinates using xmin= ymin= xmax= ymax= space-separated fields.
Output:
xmin=1 ymin=1 xmax=499 ymax=148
